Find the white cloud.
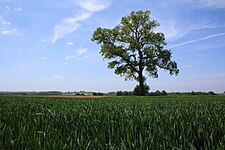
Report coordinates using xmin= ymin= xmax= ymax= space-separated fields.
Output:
xmin=5 ymin=6 xmax=23 ymax=12
xmin=64 ymin=48 xmax=98 ymax=62
xmin=157 ymin=21 xmax=182 ymax=41
xmin=52 ymin=75 xmax=63 ymax=79
xmin=196 ymin=53 xmax=212 ymax=57
xmin=65 ymin=55 xmax=73 ymax=61
xmin=5 ymin=6 xmax=10 ymax=11
xmin=183 ymin=61 xmax=200 ymax=69
xmin=183 ymin=0 xmax=225 ymax=9
xmin=78 ymin=0 xmax=111 ymax=12
xmin=40 ymin=39 xmax=50 ymax=43
xmin=0 ymin=17 xmax=18 ymax=35
xmin=51 ymin=0 xmax=110 ymax=43
xmin=66 ymin=42 xmax=74 ymax=46
xmin=0 ymin=17 xmax=11 ymax=25
xmin=76 ymin=48 xmax=87 ymax=55
xmin=41 ymin=57 xmax=48 ymax=61
xmin=76 ymin=54 xmax=98 ymax=61
xmin=199 ymin=0 xmax=225 ymax=8
xmin=52 ymin=12 xmax=91 ymax=43
xmin=169 ymin=32 xmax=225 ymax=49
xmin=158 ymin=21 xmax=197 ymax=41
xmin=158 ymin=20 xmax=224 ymax=42
xmin=0 ymin=29 xmax=17 ymax=35
xmin=184 ymin=64 xmax=193 ymax=69
xmin=14 ymin=7 xmax=23 ymax=12
xmin=65 ymin=48 xmax=88 ymax=61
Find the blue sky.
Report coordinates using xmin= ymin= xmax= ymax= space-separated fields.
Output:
xmin=0 ymin=0 xmax=225 ymax=93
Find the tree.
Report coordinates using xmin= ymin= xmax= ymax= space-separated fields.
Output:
xmin=161 ymin=90 xmax=167 ymax=96
xmin=92 ymin=10 xmax=179 ymax=96
xmin=155 ymin=90 xmax=161 ymax=96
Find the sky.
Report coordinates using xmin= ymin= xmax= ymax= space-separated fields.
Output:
xmin=0 ymin=0 xmax=225 ymax=93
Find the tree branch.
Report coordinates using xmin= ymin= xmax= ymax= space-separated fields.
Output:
xmin=108 ymin=41 xmax=139 ymax=73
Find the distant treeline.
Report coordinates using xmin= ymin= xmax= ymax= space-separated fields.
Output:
xmin=116 ymin=90 xmax=168 ymax=96
xmin=171 ymin=91 xmax=218 ymax=96
xmin=0 ymin=91 xmax=62 ymax=96
xmin=0 ymin=91 xmax=219 ymax=96
xmin=92 ymin=92 xmax=104 ymax=96
xmin=0 ymin=91 xmax=105 ymax=96
xmin=116 ymin=90 xmax=218 ymax=96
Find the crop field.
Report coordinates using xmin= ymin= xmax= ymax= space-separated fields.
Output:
xmin=1 ymin=95 xmax=225 ymax=149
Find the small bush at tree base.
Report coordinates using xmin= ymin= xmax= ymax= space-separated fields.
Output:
xmin=133 ymin=84 xmax=150 ymax=96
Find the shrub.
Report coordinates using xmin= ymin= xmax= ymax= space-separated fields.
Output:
xmin=133 ymin=84 xmax=150 ymax=96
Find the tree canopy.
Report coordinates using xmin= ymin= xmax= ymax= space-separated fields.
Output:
xmin=92 ymin=10 xmax=179 ymax=95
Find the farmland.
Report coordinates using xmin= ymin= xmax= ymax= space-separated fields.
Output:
xmin=1 ymin=95 xmax=225 ymax=149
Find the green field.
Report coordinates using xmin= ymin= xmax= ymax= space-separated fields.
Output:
xmin=1 ymin=96 xmax=225 ymax=149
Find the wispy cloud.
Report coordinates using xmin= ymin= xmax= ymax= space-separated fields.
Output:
xmin=52 ymin=12 xmax=91 ymax=43
xmin=76 ymin=48 xmax=88 ymax=55
xmin=52 ymin=75 xmax=63 ymax=79
xmin=66 ymin=42 xmax=74 ymax=46
xmin=41 ymin=57 xmax=48 ymax=61
xmin=65 ymin=48 xmax=98 ymax=62
xmin=198 ymin=0 xmax=225 ymax=9
xmin=183 ymin=61 xmax=200 ymax=69
xmin=0 ymin=17 xmax=11 ymax=25
xmin=181 ymin=0 xmax=225 ymax=9
xmin=169 ymin=32 xmax=225 ymax=49
xmin=196 ymin=53 xmax=211 ymax=57
xmin=51 ymin=0 xmax=110 ymax=43
xmin=65 ymin=48 xmax=88 ymax=61
xmin=5 ymin=6 xmax=10 ymax=11
xmin=158 ymin=20 xmax=184 ymax=41
xmin=0 ymin=29 xmax=17 ymax=35
xmin=14 ymin=7 xmax=22 ymax=12
xmin=78 ymin=0 xmax=111 ymax=12
xmin=0 ymin=17 xmax=18 ymax=35
xmin=40 ymin=39 xmax=50 ymax=43
xmin=5 ymin=6 xmax=23 ymax=12
xmin=159 ymin=20 xmax=225 ymax=42
xmin=76 ymin=54 xmax=98 ymax=61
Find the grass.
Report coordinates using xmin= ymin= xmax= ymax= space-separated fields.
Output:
xmin=1 ymin=95 xmax=225 ymax=149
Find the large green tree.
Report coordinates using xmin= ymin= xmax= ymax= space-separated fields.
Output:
xmin=92 ymin=10 xmax=179 ymax=96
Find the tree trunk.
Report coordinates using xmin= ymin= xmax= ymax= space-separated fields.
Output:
xmin=138 ymin=49 xmax=145 ymax=96
xmin=138 ymin=71 xmax=145 ymax=96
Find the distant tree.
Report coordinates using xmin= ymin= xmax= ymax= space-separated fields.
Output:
xmin=116 ymin=91 xmax=123 ymax=96
xmin=107 ymin=92 xmax=117 ymax=96
xmin=97 ymin=92 xmax=104 ymax=96
xmin=75 ymin=93 xmax=80 ymax=96
xmin=155 ymin=90 xmax=161 ymax=96
xmin=147 ymin=90 xmax=162 ymax=96
xmin=208 ymin=91 xmax=217 ymax=95
xmin=161 ymin=90 xmax=167 ymax=96
xmin=92 ymin=10 xmax=179 ymax=96
xmin=92 ymin=92 xmax=97 ymax=96
xmin=116 ymin=91 xmax=133 ymax=96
